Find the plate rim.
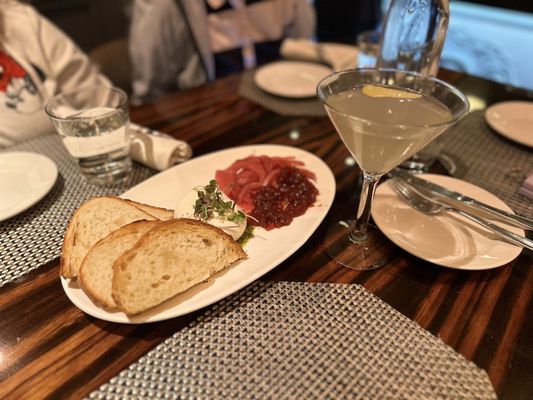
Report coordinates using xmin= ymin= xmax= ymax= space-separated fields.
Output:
xmin=62 ymin=144 xmax=336 ymax=323
xmin=372 ymin=174 xmax=523 ymax=270
xmin=485 ymin=101 xmax=533 ymax=148
xmin=0 ymin=151 xmax=58 ymax=222
xmin=254 ymin=60 xmax=333 ymax=98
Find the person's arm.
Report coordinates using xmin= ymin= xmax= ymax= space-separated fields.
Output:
xmin=287 ymin=0 xmax=316 ymax=39
xmin=31 ymin=6 xmax=110 ymax=93
xmin=129 ymin=0 xmax=206 ymax=104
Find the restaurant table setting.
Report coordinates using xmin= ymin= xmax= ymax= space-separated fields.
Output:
xmin=366 ymin=107 xmax=533 ymax=271
xmin=435 ymin=110 xmax=532 ymax=217
xmin=0 ymin=124 xmax=192 ymax=287
xmin=1 ymin=68 xmax=532 ymax=398
xmin=238 ymin=39 xmax=359 ymax=117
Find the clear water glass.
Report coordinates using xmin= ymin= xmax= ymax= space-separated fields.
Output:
xmin=377 ymin=0 xmax=451 ymax=171
xmin=46 ymin=85 xmax=132 ymax=186
xmin=377 ymin=0 xmax=450 ymax=77
xmin=357 ymin=30 xmax=381 ymax=68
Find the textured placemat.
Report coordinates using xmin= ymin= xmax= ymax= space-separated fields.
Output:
xmin=0 ymin=134 xmax=155 ymax=287
xmin=239 ymin=69 xmax=327 ymax=117
xmin=89 ymin=281 xmax=496 ymax=400
xmin=440 ymin=110 xmax=532 ymax=217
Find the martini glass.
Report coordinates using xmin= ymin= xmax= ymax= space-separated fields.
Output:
xmin=317 ymin=68 xmax=469 ymax=270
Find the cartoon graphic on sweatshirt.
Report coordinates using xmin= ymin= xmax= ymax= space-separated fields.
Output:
xmin=0 ymin=50 xmax=39 ymax=113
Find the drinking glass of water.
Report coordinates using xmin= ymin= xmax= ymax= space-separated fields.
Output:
xmin=46 ymin=84 xmax=132 ymax=185
xmin=357 ymin=30 xmax=381 ymax=68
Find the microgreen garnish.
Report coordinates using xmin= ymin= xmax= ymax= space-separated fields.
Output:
xmin=237 ymin=224 xmax=254 ymax=245
xmin=194 ymin=180 xmax=246 ymax=223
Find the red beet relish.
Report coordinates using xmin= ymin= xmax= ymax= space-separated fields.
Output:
xmin=249 ymin=166 xmax=318 ymax=230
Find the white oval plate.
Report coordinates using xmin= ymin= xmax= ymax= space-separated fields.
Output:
xmin=62 ymin=144 xmax=336 ymax=323
xmin=485 ymin=101 xmax=533 ymax=148
xmin=0 ymin=152 xmax=58 ymax=222
xmin=254 ymin=61 xmax=333 ymax=98
xmin=372 ymin=174 xmax=523 ymax=270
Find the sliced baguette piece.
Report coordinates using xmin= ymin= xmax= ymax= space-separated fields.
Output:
xmin=78 ymin=220 xmax=161 ymax=310
xmin=112 ymin=218 xmax=247 ymax=315
xmin=122 ymin=198 xmax=174 ymax=220
xmin=61 ymin=196 xmax=158 ymax=279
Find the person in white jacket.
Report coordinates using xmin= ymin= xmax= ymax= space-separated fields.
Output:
xmin=0 ymin=0 xmax=109 ymax=147
xmin=130 ymin=0 xmax=315 ymax=104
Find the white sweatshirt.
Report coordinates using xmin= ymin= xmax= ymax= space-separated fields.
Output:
xmin=129 ymin=0 xmax=315 ymax=104
xmin=0 ymin=1 xmax=109 ymax=147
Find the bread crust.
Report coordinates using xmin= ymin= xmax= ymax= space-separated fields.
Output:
xmin=122 ymin=198 xmax=174 ymax=220
xmin=60 ymin=196 xmax=158 ymax=279
xmin=112 ymin=218 xmax=247 ymax=315
xmin=78 ymin=219 xmax=161 ymax=310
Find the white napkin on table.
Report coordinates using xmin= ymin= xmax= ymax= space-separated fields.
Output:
xmin=280 ymin=39 xmax=359 ymax=72
xmin=129 ymin=123 xmax=192 ymax=171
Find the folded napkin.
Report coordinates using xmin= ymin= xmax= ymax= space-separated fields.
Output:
xmin=129 ymin=123 xmax=192 ymax=171
xmin=518 ymin=174 xmax=533 ymax=199
xmin=280 ymin=38 xmax=359 ymax=71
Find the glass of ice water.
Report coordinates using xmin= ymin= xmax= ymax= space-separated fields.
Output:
xmin=46 ymin=84 xmax=132 ymax=185
xmin=357 ymin=30 xmax=381 ymax=68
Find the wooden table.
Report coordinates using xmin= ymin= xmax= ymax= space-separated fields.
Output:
xmin=1 ymin=71 xmax=532 ymax=399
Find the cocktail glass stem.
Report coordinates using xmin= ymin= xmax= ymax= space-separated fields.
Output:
xmin=349 ymin=172 xmax=382 ymax=243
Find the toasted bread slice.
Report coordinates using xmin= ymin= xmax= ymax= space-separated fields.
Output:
xmin=60 ymin=196 xmax=158 ymax=279
xmin=78 ymin=220 xmax=161 ymax=310
xmin=112 ymin=218 xmax=247 ymax=315
xmin=122 ymin=198 xmax=174 ymax=220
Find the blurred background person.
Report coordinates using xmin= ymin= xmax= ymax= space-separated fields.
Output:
xmin=0 ymin=0 xmax=109 ymax=147
xmin=129 ymin=0 xmax=315 ymax=104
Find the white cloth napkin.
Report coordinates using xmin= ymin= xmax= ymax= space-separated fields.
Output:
xmin=280 ymin=39 xmax=359 ymax=71
xmin=129 ymin=123 xmax=192 ymax=171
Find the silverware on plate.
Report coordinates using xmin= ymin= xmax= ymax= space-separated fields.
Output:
xmin=389 ymin=168 xmax=533 ymax=231
xmin=389 ymin=178 xmax=533 ymax=251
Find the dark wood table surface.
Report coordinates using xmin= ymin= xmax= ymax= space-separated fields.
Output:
xmin=1 ymin=70 xmax=532 ymax=399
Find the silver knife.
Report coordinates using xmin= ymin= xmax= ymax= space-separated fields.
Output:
xmin=389 ymin=168 xmax=533 ymax=231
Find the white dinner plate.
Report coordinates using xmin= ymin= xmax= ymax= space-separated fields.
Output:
xmin=485 ymin=101 xmax=533 ymax=148
xmin=372 ymin=174 xmax=523 ymax=270
xmin=254 ymin=61 xmax=333 ymax=98
xmin=0 ymin=152 xmax=58 ymax=222
xmin=62 ymin=144 xmax=336 ymax=323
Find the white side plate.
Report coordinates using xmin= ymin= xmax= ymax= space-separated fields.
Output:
xmin=485 ymin=101 xmax=533 ymax=148
xmin=62 ymin=144 xmax=336 ymax=323
xmin=372 ymin=174 xmax=523 ymax=270
xmin=0 ymin=152 xmax=58 ymax=222
xmin=254 ymin=61 xmax=333 ymax=98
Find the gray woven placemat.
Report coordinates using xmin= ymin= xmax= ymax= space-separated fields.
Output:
xmin=239 ymin=69 xmax=327 ymax=117
xmin=0 ymin=134 xmax=155 ymax=287
xmin=89 ymin=281 xmax=496 ymax=400
xmin=441 ymin=110 xmax=532 ymax=217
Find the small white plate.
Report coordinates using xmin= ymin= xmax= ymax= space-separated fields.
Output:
xmin=485 ymin=101 xmax=533 ymax=148
xmin=254 ymin=61 xmax=333 ymax=98
xmin=0 ymin=152 xmax=58 ymax=222
xmin=62 ymin=144 xmax=336 ymax=323
xmin=372 ymin=174 xmax=523 ymax=270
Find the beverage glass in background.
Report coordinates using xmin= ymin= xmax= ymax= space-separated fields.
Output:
xmin=377 ymin=0 xmax=449 ymax=77
xmin=46 ymin=85 xmax=132 ymax=186
xmin=356 ymin=30 xmax=381 ymax=68
xmin=377 ymin=0 xmax=451 ymax=171
xmin=399 ymin=135 xmax=445 ymax=171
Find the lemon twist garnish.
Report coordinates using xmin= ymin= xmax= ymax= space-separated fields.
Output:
xmin=362 ymin=84 xmax=422 ymax=99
